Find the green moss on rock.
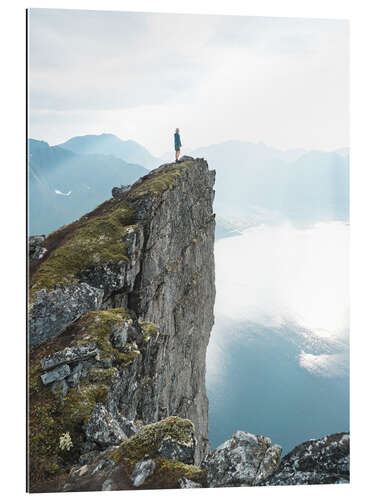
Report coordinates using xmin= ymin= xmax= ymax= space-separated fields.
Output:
xmin=76 ymin=309 xmax=141 ymax=366
xmin=128 ymin=162 xmax=193 ymax=199
xmin=61 ymin=383 xmax=110 ymax=425
xmin=88 ymin=367 xmax=118 ymax=384
xmin=111 ymin=416 xmax=194 ymax=463
xmin=29 ymin=374 xmax=111 ymax=485
xmin=139 ymin=322 xmax=158 ymax=342
xmin=28 ymin=308 xmax=140 ymax=487
xmin=156 ymin=458 xmax=206 ymax=484
xmin=109 ymin=416 xmax=206 ymax=489
xmin=31 ymin=201 xmax=135 ymax=292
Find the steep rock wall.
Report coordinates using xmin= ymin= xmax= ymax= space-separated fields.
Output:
xmin=28 ymin=157 xmax=215 ymax=489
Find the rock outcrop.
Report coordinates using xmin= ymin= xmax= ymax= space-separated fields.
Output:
xmin=28 ymin=158 xmax=215 ymax=491
xmin=29 ymin=234 xmax=47 ymax=262
xmin=259 ymin=432 xmax=350 ymax=486
xmin=202 ymin=430 xmax=282 ymax=487
xmin=62 ymin=417 xmax=206 ymax=492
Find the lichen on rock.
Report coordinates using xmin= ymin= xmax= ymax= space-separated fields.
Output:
xmin=259 ymin=432 xmax=350 ymax=486
xmin=202 ymin=430 xmax=282 ymax=487
xmin=111 ymin=416 xmax=195 ymax=464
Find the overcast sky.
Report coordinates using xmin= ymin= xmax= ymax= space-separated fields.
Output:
xmin=28 ymin=9 xmax=349 ymax=156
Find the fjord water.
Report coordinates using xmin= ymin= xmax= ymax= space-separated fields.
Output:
xmin=206 ymin=221 xmax=349 ymax=455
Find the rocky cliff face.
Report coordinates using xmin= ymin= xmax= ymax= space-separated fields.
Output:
xmin=28 ymin=157 xmax=215 ymax=491
xmin=28 ymin=155 xmax=348 ymax=493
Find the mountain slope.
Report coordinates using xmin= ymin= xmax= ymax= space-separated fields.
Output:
xmin=29 ymin=139 xmax=76 ymax=173
xmin=28 ymin=139 xmax=148 ymax=235
xmin=58 ymin=133 xmax=159 ymax=169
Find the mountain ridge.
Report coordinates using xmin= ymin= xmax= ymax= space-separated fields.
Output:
xmin=28 ymin=139 xmax=148 ymax=236
xmin=31 ymin=134 xmax=349 ymax=231
xmin=57 ymin=133 xmax=159 ymax=169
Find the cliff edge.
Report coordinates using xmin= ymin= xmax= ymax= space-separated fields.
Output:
xmin=28 ymin=157 xmax=216 ymax=491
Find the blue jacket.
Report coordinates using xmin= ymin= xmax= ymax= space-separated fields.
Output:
xmin=174 ymin=132 xmax=181 ymax=149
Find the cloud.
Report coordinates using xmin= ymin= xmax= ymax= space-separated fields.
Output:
xmin=28 ymin=9 xmax=349 ymax=154
xmin=28 ymin=9 xmax=218 ymax=112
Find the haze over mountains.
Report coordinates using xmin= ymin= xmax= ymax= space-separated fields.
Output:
xmin=58 ymin=133 xmax=159 ymax=170
xmin=28 ymin=138 xmax=147 ymax=235
xmin=28 ymin=133 xmax=349 ymax=237
xmin=190 ymin=141 xmax=349 ymax=228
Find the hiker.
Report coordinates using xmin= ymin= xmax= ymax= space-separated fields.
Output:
xmin=174 ymin=128 xmax=182 ymax=162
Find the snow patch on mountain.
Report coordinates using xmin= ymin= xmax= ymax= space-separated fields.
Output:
xmin=55 ymin=189 xmax=72 ymax=196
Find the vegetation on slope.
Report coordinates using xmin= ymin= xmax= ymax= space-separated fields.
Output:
xmin=30 ymin=200 xmax=135 ymax=292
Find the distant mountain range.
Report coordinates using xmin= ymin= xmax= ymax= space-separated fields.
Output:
xmin=28 ymin=133 xmax=349 ymax=236
xmin=190 ymin=141 xmax=349 ymax=226
xmin=28 ymin=139 xmax=148 ymax=235
xmin=58 ymin=133 xmax=159 ymax=170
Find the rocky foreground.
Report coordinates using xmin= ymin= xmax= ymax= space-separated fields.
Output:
xmin=259 ymin=432 xmax=350 ymax=486
xmin=28 ymin=157 xmax=349 ymax=492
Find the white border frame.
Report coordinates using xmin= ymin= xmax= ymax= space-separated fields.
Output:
xmin=1 ymin=1 xmax=374 ymax=499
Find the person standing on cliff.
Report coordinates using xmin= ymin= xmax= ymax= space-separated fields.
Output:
xmin=174 ymin=128 xmax=182 ymax=162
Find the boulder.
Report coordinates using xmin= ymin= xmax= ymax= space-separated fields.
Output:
xmin=112 ymin=185 xmax=131 ymax=198
xmin=113 ymin=417 xmax=196 ymax=465
xmin=41 ymin=344 xmax=98 ymax=370
xmin=202 ymin=430 xmax=282 ymax=487
xmin=84 ymin=404 xmax=127 ymax=449
xmin=41 ymin=364 xmax=71 ymax=385
xmin=29 ymin=235 xmax=47 ymax=262
xmin=29 ymin=284 xmax=104 ymax=346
